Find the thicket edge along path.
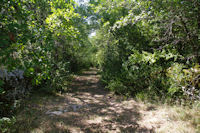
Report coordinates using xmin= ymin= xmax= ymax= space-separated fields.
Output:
xmin=15 ymin=68 xmax=196 ymax=133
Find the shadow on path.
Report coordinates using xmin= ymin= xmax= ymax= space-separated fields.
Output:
xmin=14 ymin=68 xmax=154 ymax=133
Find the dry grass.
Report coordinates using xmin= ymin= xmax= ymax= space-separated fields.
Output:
xmin=166 ymin=105 xmax=200 ymax=133
xmin=137 ymin=101 xmax=200 ymax=133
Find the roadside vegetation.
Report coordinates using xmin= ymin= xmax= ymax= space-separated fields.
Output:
xmin=0 ymin=0 xmax=199 ymax=132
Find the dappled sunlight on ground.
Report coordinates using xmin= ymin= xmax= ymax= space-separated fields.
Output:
xmin=14 ymin=68 xmax=197 ymax=133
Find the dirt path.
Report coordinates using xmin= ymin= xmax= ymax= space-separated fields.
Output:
xmin=14 ymin=68 xmax=198 ymax=133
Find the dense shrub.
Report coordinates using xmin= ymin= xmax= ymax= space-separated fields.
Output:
xmin=167 ymin=63 xmax=200 ymax=101
xmin=92 ymin=0 xmax=199 ymax=102
xmin=0 ymin=117 xmax=16 ymax=133
xmin=0 ymin=1 xmax=95 ymax=130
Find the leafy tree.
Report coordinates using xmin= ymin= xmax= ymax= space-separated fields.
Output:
xmin=0 ymin=0 xmax=96 ymax=123
xmin=92 ymin=0 xmax=200 ymax=101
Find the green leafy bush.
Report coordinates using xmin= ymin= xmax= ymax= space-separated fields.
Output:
xmin=106 ymin=80 xmax=127 ymax=95
xmin=92 ymin=0 xmax=199 ymax=103
xmin=0 ymin=117 xmax=16 ymax=133
xmin=167 ymin=63 xmax=200 ymax=101
xmin=0 ymin=0 xmax=95 ymax=121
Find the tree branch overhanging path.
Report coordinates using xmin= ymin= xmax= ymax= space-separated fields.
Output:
xmin=14 ymin=68 xmax=196 ymax=133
